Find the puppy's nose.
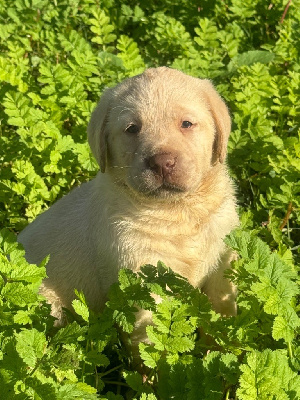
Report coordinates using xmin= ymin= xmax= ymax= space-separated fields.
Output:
xmin=148 ymin=153 xmax=176 ymax=177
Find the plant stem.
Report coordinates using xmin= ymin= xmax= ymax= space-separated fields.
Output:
xmin=288 ymin=342 xmax=293 ymax=359
xmin=279 ymin=202 xmax=293 ymax=231
xmin=225 ymin=388 xmax=230 ymax=400
xmin=81 ymin=339 xmax=90 ymax=382
xmin=280 ymin=0 xmax=292 ymax=24
xmin=99 ymin=363 xmax=123 ymax=378
xmin=103 ymin=380 xmax=129 ymax=387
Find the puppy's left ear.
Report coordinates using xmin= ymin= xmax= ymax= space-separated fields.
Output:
xmin=201 ymin=80 xmax=231 ymax=164
xmin=87 ymin=88 xmax=113 ymax=173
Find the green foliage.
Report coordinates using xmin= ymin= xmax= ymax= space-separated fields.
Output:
xmin=225 ymin=230 xmax=299 ymax=345
xmin=0 ymin=231 xmax=299 ymax=398
xmin=0 ymin=0 xmax=300 ymax=398
xmin=0 ymin=229 xmax=109 ymax=399
xmin=0 ymin=0 xmax=299 ymax=252
xmin=237 ymin=349 xmax=300 ymax=400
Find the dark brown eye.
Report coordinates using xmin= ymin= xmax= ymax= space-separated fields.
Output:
xmin=125 ymin=124 xmax=140 ymax=134
xmin=181 ymin=121 xmax=193 ymax=129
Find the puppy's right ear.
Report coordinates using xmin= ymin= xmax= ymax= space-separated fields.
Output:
xmin=87 ymin=89 xmax=112 ymax=173
xmin=200 ymin=80 xmax=231 ymax=165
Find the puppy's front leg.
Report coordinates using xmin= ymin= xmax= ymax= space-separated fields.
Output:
xmin=202 ymin=251 xmax=237 ymax=316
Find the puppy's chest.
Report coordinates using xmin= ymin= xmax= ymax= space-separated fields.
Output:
xmin=111 ymin=212 xmax=223 ymax=286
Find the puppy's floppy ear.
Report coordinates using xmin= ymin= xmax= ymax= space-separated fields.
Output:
xmin=87 ymin=88 xmax=113 ymax=173
xmin=200 ymin=80 xmax=231 ymax=164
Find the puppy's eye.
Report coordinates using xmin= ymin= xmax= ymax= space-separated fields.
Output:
xmin=181 ymin=121 xmax=193 ymax=129
xmin=125 ymin=124 xmax=140 ymax=134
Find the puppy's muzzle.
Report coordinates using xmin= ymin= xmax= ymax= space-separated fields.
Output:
xmin=147 ymin=153 xmax=177 ymax=181
xmin=144 ymin=152 xmax=186 ymax=194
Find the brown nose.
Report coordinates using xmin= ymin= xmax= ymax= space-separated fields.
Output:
xmin=147 ymin=153 xmax=177 ymax=177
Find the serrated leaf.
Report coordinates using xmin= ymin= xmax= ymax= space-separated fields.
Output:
xmin=56 ymin=383 xmax=98 ymax=399
xmin=9 ymin=259 xmax=47 ymax=283
xmin=167 ymin=335 xmax=195 ymax=354
xmin=85 ymin=351 xmax=109 ymax=367
xmin=13 ymin=310 xmax=32 ymax=325
xmin=72 ymin=299 xmax=89 ymax=322
xmin=15 ymin=329 xmax=47 ymax=368
xmin=118 ymin=268 xmax=140 ymax=290
xmin=237 ymin=350 xmax=300 ymax=400
xmin=52 ymin=322 xmax=87 ymax=345
xmin=112 ymin=308 xmax=136 ymax=333
xmin=123 ymin=370 xmax=145 ymax=394
xmin=272 ymin=307 xmax=300 ymax=342
xmin=139 ymin=343 xmax=160 ymax=368
xmin=146 ymin=326 xmax=165 ymax=351
xmin=2 ymin=282 xmax=39 ymax=306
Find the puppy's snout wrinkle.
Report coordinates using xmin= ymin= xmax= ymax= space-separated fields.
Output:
xmin=147 ymin=153 xmax=177 ymax=178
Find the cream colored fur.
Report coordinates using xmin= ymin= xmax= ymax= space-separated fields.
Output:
xmin=18 ymin=67 xmax=238 ymax=334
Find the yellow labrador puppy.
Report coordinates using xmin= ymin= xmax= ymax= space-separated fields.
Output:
xmin=18 ymin=67 xmax=238 ymax=328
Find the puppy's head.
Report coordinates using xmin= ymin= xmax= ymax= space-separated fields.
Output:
xmin=88 ymin=67 xmax=231 ymax=199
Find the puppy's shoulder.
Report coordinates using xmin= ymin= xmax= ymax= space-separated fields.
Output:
xmin=18 ymin=178 xmax=98 ymax=263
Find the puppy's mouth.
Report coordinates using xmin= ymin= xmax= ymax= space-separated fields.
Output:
xmin=148 ymin=182 xmax=186 ymax=196
xmin=131 ymin=175 xmax=187 ymax=198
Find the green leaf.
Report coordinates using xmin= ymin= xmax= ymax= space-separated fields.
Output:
xmin=2 ymin=282 xmax=39 ymax=306
xmin=56 ymin=383 xmax=98 ymax=399
xmin=228 ymin=51 xmax=275 ymax=73
xmin=52 ymin=322 xmax=87 ymax=345
xmin=146 ymin=326 xmax=165 ymax=351
xmin=15 ymin=329 xmax=47 ymax=368
xmin=140 ymin=394 xmax=157 ymax=400
xmin=85 ymin=351 xmax=109 ymax=367
xmin=139 ymin=343 xmax=160 ymax=369
xmin=13 ymin=310 xmax=32 ymax=325
xmin=237 ymin=350 xmax=300 ymax=400
xmin=272 ymin=307 xmax=300 ymax=342
xmin=123 ymin=370 xmax=146 ymax=394
xmin=72 ymin=299 xmax=89 ymax=323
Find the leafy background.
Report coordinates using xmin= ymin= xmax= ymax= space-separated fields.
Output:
xmin=0 ymin=0 xmax=299 ymax=399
